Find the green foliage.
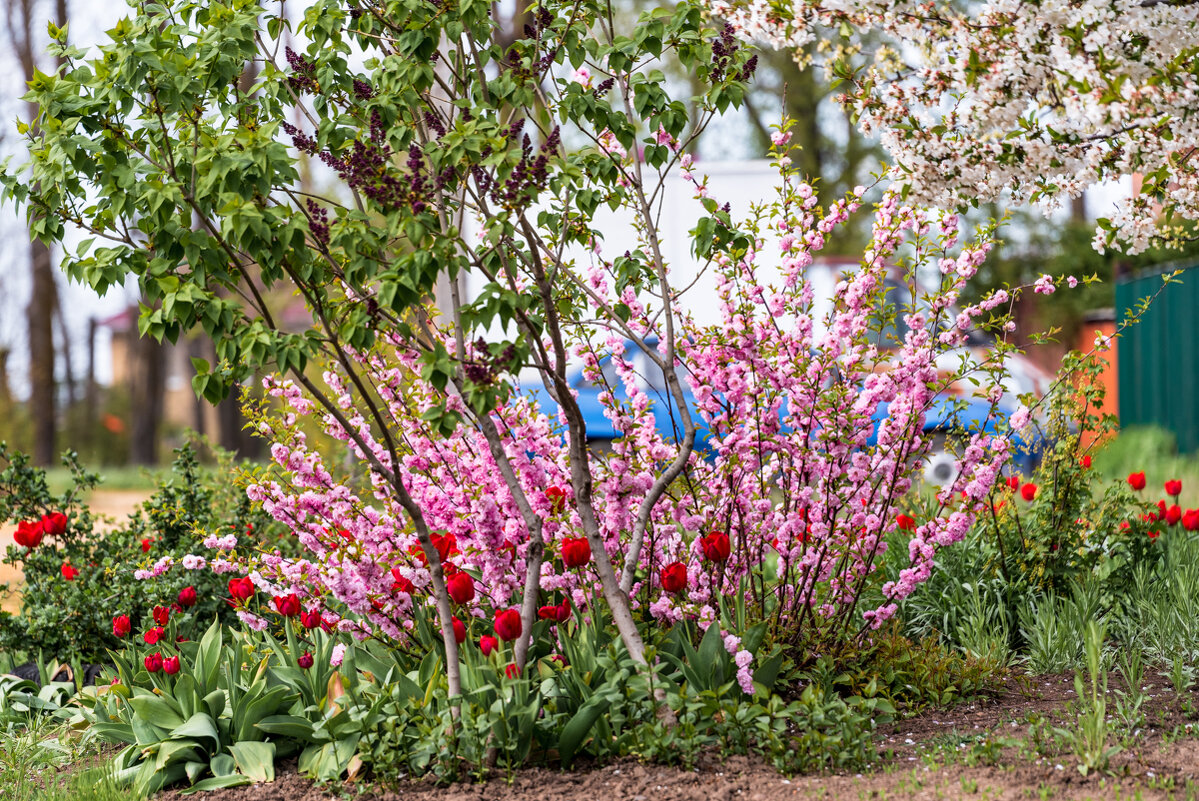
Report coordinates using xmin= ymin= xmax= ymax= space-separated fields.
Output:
xmin=804 ymin=628 xmax=1003 ymax=715
xmin=899 ymin=351 xmax=1168 ymax=667
xmin=355 ymin=604 xmax=877 ymax=783
xmin=86 ymin=620 xmax=342 ymax=794
xmin=1053 ymin=620 xmax=1120 ymax=776
xmin=0 ymin=444 xmax=282 ymax=663
xmin=1109 ymin=532 xmax=1199 ymax=686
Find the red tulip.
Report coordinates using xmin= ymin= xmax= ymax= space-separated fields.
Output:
xmin=153 ymin=605 xmax=170 ymax=626
xmin=112 ymin=615 xmax=131 ymax=638
xmin=1020 ymin=483 xmax=1037 ymax=502
xmin=14 ymin=520 xmax=44 ymax=549
xmin=162 ymin=656 xmax=181 ymax=676
xmin=273 ymin=593 xmax=302 ymax=617
xmin=1080 ymin=455 xmax=1092 ymax=469
xmin=141 ymin=538 xmax=153 ymax=553
xmin=40 ymin=512 xmax=67 ymax=537
xmin=1166 ymin=479 xmax=1183 ymax=497
xmin=1148 ymin=528 xmax=1161 ymax=541
xmin=446 ymin=572 xmax=475 ymax=605
xmin=1129 ymin=471 xmax=1147 ymax=490
xmin=1183 ymin=509 xmax=1199 ymax=531
xmin=228 ymin=577 xmax=255 ymax=602
xmin=432 ymin=533 xmax=458 ymax=562
xmin=60 ymin=563 xmax=79 ymax=581
xmin=1006 ymin=476 xmax=1020 ymax=491
xmin=410 ymin=533 xmax=459 ymax=566
xmin=505 ymin=663 xmax=520 ymax=679
xmin=660 ymin=562 xmax=688 ymax=594
xmin=390 ymin=568 xmax=415 ymax=595
xmin=144 ymin=653 xmax=163 ymax=673
xmin=479 ymin=635 xmax=498 ymax=656
xmin=494 ymin=608 xmax=522 ymax=642
xmin=895 ymin=513 xmax=916 ymax=532
xmin=451 ymin=616 xmax=466 ymax=644
xmin=300 ymin=609 xmax=322 ymax=629
xmin=545 ymin=486 xmax=570 ymax=513
xmin=1167 ymin=504 xmax=1183 ymax=525
xmin=700 ymin=531 xmax=731 ymax=563
xmin=177 ymin=586 xmax=198 ymax=608
xmin=538 ymin=599 xmax=571 ymax=623
xmin=143 ymin=626 xmax=165 ymax=645
xmin=560 ymin=537 xmax=591 ymax=569
xmin=297 ymin=651 xmax=314 ymax=670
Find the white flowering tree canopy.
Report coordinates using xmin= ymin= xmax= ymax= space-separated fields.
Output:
xmin=709 ymin=0 xmax=1199 ymax=254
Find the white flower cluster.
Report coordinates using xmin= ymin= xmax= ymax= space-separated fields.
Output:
xmin=708 ymin=0 xmax=1199 ymax=253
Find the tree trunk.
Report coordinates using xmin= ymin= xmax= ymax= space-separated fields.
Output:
xmin=28 ymin=238 xmax=57 ymax=466
xmin=53 ymin=292 xmax=75 ymax=407
xmin=84 ymin=317 xmax=97 ymax=432
xmin=129 ymin=320 xmax=165 ymax=465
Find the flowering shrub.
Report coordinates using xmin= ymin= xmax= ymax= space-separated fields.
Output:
xmin=210 ymin=140 xmax=1047 ymax=703
xmin=0 ymin=445 xmax=278 ymax=662
xmin=708 ymin=0 xmax=1199 ymax=255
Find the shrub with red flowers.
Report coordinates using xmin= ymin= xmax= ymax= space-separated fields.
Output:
xmin=0 ymin=444 xmax=280 ymax=662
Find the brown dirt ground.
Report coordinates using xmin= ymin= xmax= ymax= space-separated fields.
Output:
xmin=157 ymin=669 xmax=1199 ymax=801
xmin=0 ymin=490 xmax=149 ymax=612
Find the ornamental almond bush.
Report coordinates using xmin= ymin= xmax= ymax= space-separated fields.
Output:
xmin=192 ymin=165 xmax=1045 ymax=696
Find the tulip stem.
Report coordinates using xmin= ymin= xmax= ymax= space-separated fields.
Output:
xmin=988 ymin=495 xmax=1012 ymax=585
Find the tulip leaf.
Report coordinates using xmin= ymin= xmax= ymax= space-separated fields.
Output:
xmin=696 ymin=622 xmax=726 ymax=688
xmin=228 ymin=740 xmax=276 ymax=783
xmin=255 ymin=714 xmax=316 ymax=742
xmin=171 ymin=713 xmax=221 ymax=752
xmin=210 ymin=753 xmax=236 ymax=777
xmin=558 ymin=692 xmax=610 ymax=767
xmin=130 ymin=693 xmax=185 ymax=730
xmin=179 ymin=774 xmax=252 ymax=794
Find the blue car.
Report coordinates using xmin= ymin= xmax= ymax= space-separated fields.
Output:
xmin=521 ymin=336 xmax=1044 ymax=485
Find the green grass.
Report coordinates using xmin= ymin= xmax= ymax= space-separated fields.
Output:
xmin=41 ymin=466 xmax=168 ymax=496
xmin=0 ymin=713 xmax=139 ymax=801
xmin=30 ymin=762 xmax=141 ymax=801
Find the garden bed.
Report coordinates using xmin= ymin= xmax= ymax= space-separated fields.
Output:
xmin=155 ymin=674 xmax=1199 ymax=801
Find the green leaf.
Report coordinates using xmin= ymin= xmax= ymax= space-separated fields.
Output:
xmin=184 ymin=760 xmax=208 ymax=785
xmin=558 ymin=693 xmax=610 ymax=767
xmin=130 ymin=692 xmax=185 ymax=730
xmin=228 ymin=740 xmax=276 ymax=783
xmin=179 ymin=774 xmax=252 ymax=794
xmin=171 ymin=713 xmax=221 ymax=752
xmin=255 ymin=714 xmax=316 ymax=742
xmin=696 ymin=621 xmax=726 ymax=684
xmin=210 ymin=753 xmax=236 ymax=777
xmin=155 ymin=740 xmax=202 ymax=771
xmin=195 ymin=619 xmax=223 ymax=692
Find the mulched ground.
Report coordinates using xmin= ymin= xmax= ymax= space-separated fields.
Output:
xmin=158 ymin=670 xmax=1199 ymax=801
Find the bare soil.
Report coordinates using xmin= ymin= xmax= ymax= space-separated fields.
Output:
xmin=157 ymin=669 xmax=1199 ymax=801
